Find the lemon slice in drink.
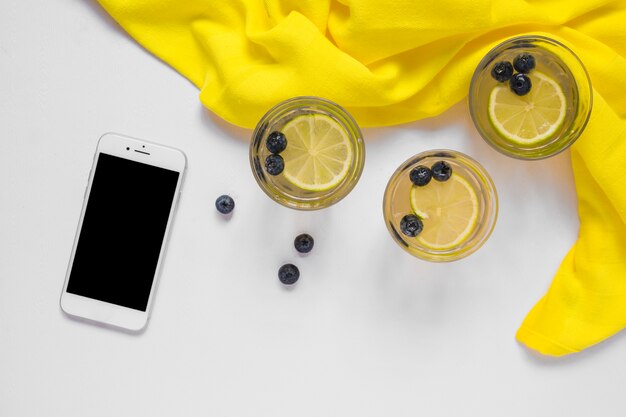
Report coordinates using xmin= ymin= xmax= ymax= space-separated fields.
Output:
xmin=280 ymin=114 xmax=353 ymax=191
xmin=488 ymin=71 xmax=566 ymax=145
xmin=410 ymin=174 xmax=479 ymax=250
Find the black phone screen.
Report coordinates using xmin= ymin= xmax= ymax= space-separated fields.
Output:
xmin=67 ymin=153 xmax=180 ymax=311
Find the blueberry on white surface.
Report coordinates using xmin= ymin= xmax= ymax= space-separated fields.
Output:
xmin=278 ymin=264 xmax=300 ymax=285
xmin=215 ymin=195 xmax=235 ymax=214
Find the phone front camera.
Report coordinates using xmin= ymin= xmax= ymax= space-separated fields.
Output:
xmin=126 ymin=147 xmax=130 ymax=150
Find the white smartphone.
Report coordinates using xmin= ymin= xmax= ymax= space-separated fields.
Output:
xmin=60 ymin=133 xmax=186 ymax=331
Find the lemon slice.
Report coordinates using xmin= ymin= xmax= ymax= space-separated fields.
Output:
xmin=410 ymin=174 xmax=479 ymax=250
xmin=280 ymin=114 xmax=352 ymax=192
xmin=488 ymin=71 xmax=566 ymax=145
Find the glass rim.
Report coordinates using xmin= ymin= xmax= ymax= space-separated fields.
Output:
xmin=383 ymin=149 xmax=498 ymax=262
xmin=468 ymin=34 xmax=593 ymax=160
xmin=249 ymin=96 xmax=365 ymax=210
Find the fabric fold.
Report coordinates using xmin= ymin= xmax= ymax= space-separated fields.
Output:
xmin=96 ymin=0 xmax=626 ymax=356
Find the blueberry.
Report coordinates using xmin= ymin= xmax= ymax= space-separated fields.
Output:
xmin=491 ymin=61 xmax=514 ymax=82
xmin=513 ymin=53 xmax=536 ymax=73
xmin=431 ymin=161 xmax=452 ymax=182
xmin=509 ymin=73 xmax=532 ymax=96
xmin=215 ymin=195 xmax=235 ymax=214
xmin=266 ymin=131 xmax=288 ymax=154
xmin=409 ymin=165 xmax=432 ymax=187
xmin=278 ymin=263 xmax=300 ymax=285
xmin=265 ymin=154 xmax=284 ymax=176
xmin=294 ymin=233 xmax=314 ymax=253
xmin=400 ymin=214 xmax=423 ymax=237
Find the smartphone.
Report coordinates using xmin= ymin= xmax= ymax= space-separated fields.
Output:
xmin=60 ymin=133 xmax=186 ymax=331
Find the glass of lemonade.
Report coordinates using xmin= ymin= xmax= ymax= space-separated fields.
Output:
xmin=383 ymin=150 xmax=497 ymax=262
xmin=250 ymin=97 xmax=365 ymax=210
xmin=469 ymin=35 xmax=592 ymax=159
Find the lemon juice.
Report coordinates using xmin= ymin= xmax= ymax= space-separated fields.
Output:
xmin=383 ymin=150 xmax=497 ymax=262
xmin=250 ymin=97 xmax=365 ymax=210
xmin=469 ymin=36 xmax=592 ymax=159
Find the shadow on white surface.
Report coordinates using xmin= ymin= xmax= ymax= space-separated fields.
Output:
xmin=518 ymin=329 xmax=626 ymax=366
xmin=59 ymin=307 xmax=148 ymax=336
xmin=201 ymin=107 xmax=252 ymax=143
xmin=363 ymin=99 xmax=471 ymax=141
xmin=82 ymin=0 xmax=126 ymax=35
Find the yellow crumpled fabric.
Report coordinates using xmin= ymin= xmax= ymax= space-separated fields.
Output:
xmin=97 ymin=0 xmax=626 ymax=356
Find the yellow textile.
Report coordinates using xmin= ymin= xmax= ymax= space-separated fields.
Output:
xmin=96 ymin=0 xmax=626 ymax=356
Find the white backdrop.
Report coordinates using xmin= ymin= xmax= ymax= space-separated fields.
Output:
xmin=1 ymin=1 xmax=625 ymax=416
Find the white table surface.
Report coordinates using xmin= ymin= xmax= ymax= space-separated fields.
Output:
xmin=2 ymin=1 xmax=625 ymax=416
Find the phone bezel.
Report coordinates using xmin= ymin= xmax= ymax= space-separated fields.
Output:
xmin=60 ymin=132 xmax=187 ymax=332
